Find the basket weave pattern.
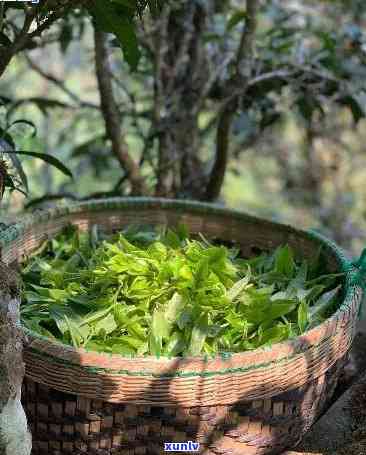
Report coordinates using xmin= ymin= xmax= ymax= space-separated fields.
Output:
xmin=0 ymin=198 xmax=361 ymax=455
xmin=23 ymin=357 xmax=345 ymax=455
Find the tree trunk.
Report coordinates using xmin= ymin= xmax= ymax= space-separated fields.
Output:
xmin=301 ymin=127 xmax=323 ymax=207
xmin=205 ymin=103 xmax=236 ymax=202
xmin=156 ymin=115 xmax=203 ymax=199
xmin=0 ymin=271 xmax=31 ymax=455
xmin=152 ymin=1 xmax=209 ymax=199
xmin=94 ymin=28 xmax=148 ymax=196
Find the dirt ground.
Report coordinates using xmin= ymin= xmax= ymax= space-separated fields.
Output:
xmin=334 ymin=440 xmax=366 ymax=455
xmin=333 ymin=377 xmax=366 ymax=455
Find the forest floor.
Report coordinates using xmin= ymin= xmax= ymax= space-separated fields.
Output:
xmin=337 ymin=378 xmax=366 ymax=455
xmin=296 ymin=325 xmax=366 ymax=455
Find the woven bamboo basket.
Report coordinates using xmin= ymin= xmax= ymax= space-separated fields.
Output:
xmin=0 ymin=197 xmax=363 ymax=455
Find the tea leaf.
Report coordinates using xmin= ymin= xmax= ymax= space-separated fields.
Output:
xmin=20 ymin=224 xmax=343 ymax=357
xmin=227 ymin=267 xmax=251 ymax=301
xmin=297 ymin=301 xmax=309 ymax=333
xmin=188 ymin=312 xmax=209 ymax=356
xmin=165 ymin=331 xmax=186 ymax=356
xmin=274 ymin=245 xmax=295 ymax=278
xmin=309 ymin=285 xmax=341 ymax=326
xmin=152 ymin=307 xmax=171 ymax=339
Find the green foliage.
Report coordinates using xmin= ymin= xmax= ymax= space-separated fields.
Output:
xmin=226 ymin=10 xmax=247 ymax=32
xmin=0 ymin=110 xmax=73 ymax=198
xmin=20 ymin=224 xmax=343 ymax=357
xmin=90 ymin=0 xmax=141 ymax=70
xmin=89 ymin=0 xmax=165 ymax=69
xmin=0 ymin=105 xmax=73 ymax=199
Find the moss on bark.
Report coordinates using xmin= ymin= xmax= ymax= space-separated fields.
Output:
xmin=0 ymin=281 xmax=31 ymax=455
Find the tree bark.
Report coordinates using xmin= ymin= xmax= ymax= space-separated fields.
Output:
xmin=152 ymin=1 xmax=208 ymax=199
xmin=94 ymin=28 xmax=148 ymax=196
xmin=205 ymin=0 xmax=260 ymax=202
xmin=0 ymin=263 xmax=31 ymax=455
xmin=205 ymin=102 xmax=236 ymax=202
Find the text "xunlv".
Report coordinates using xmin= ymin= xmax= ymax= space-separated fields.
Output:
xmin=164 ymin=441 xmax=200 ymax=452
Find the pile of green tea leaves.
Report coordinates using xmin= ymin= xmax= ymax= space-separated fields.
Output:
xmin=20 ymin=224 xmax=344 ymax=357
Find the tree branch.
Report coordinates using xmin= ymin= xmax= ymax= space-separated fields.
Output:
xmin=24 ymin=54 xmax=99 ymax=110
xmin=204 ymin=101 xmax=236 ymax=202
xmin=94 ymin=28 xmax=148 ymax=196
xmin=0 ymin=2 xmax=76 ymax=78
xmin=0 ymin=7 xmax=35 ymax=78
xmin=205 ymin=0 xmax=260 ymax=202
xmin=236 ymin=0 xmax=258 ymax=72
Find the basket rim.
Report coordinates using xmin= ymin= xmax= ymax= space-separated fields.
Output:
xmin=1 ymin=197 xmax=360 ymax=376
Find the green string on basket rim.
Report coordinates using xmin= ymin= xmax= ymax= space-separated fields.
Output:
xmin=351 ymin=248 xmax=366 ymax=319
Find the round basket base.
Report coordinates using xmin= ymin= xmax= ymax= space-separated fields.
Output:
xmin=22 ymin=355 xmax=345 ymax=455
